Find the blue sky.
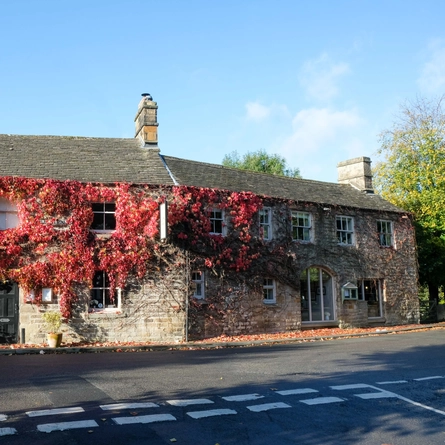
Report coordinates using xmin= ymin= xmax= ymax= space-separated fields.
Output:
xmin=0 ymin=0 xmax=444 ymax=183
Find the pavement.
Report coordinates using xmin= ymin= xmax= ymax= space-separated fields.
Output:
xmin=1 ymin=322 xmax=444 ymax=355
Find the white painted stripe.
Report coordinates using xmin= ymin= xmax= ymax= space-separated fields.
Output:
xmin=187 ymin=409 xmax=237 ymax=419
xmin=0 ymin=414 xmax=7 ymax=421
xmin=391 ymin=393 xmax=445 ymax=416
xmin=222 ymin=394 xmax=264 ymax=402
xmin=367 ymin=385 xmax=445 ymax=417
xmin=27 ymin=407 xmax=85 ymax=417
xmin=167 ymin=398 xmax=214 ymax=406
xmin=247 ymin=402 xmax=291 ymax=412
xmin=300 ymin=397 xmax=345 ymax=405
xmin=100 ymin=402 xmax=159 ymax=410
xmin=37 ymin=420 xmax=98 ymax=433
xmin=112 ymin=414 xmax=176 ymax=425
xmin=376 ymin=380 xmax=408 ymax=385
xmin=414 ymin=376 xmax=444 ymax=381
xmin=277 ymin=388 xmax=319 ymax=396
xmin=330 ymin=384 xmax=371 ymax=390
xmin=355 ymin=392 xmax=398 ymax=399
xmin=0 ymin=427 xmax=17 ymax=436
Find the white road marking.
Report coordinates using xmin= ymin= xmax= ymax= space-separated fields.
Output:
xmin=222 ymin=394 xmax=264 ymax=402
xmin=300 ymin=397 xmax=345 ymax=405
xmin=334 ymin=383 xmax=445 ymax=417
xmin=0 ymin=427 xmax=17 ymax=436
xmin=100 ymin=402 xmax=159 ymax=410
xmin=167 ymin=398 xmax=214 ymax=406
xmin=112 ymin=414 xmax=176 ymax=425
xmin=355 ymin=391 xmax=398 ymax=399
xmin=330 ymin=384 xmax=371 ymax=390
xmin=414 ymin=376 xmax=444 ymax=381
xmin=0 ymin=415 xmax=7 ymax=421
xmin=247 ymin=402 xmax=291 ymax=412
xmin=37 ymin=420 xmax=99 ymax=433
xmin=187 ymin=409 xmax=237 ymax=419
xmin=27 ymin=407 xmax=85 ymax=417
xmin=376 ymin=380 xmax=408 ymax=385
xmin=277 ymin=388 xmax=319 ymax=396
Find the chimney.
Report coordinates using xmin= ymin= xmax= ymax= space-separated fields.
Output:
xmin=337 ymin=156 xmax=374 ymax=193
xmin=134 ymin=93 xmax=159 ymax=148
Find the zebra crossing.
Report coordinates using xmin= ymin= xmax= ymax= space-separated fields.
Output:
xmin=1 ymin=374 xmax=445 ymax=437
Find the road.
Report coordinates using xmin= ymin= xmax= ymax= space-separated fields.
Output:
xmin=1 ymin=329 xmax=445 ymax=444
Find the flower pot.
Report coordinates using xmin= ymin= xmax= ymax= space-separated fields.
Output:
xmin=47 ymin=333 xmax=63 ymax=348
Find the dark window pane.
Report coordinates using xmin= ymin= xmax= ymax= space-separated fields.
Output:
xmin=104 ymin=213 xmax=116 ymax=230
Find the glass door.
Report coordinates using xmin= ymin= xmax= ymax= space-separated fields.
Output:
xmin=300 ymin=267 xmax=335 ymax=322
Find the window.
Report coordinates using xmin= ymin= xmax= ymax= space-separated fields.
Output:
xmin=377 ymin=220 xmax=393 ymax=247
xmin=292 ymin=211 xmax=311 ymax=241
xmin=209 ymin=209 xmax=225 ymax=235
xmin=90 ymin=271 xmax=118 ymax=309
xmin=0 ymin=198 xmax=18 ymax=230
xmin=91 ymin=203 xmax=116 ymax=231
xmin=263 ymin=278 xmax=276 ymax=303
xmin=192 ymin=271 xmax=205 ymax=299
xmin=336 ymin=216 xmax=354 ymax=245
xmin=259 ymin=208 xmax=272 ymax=240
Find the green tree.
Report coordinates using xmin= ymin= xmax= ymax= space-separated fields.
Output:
xmin=222 ymin=149 xmax=301 ymax=178
xmin=374 ymin=96 xmax=445 ymax=308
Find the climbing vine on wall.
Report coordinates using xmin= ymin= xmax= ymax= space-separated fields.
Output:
xmin=0 ymin=177 xmax=273 ymax=318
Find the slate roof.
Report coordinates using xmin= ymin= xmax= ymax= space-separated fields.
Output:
xmin=0 ymin=134 xmax=405 ymax=213
xmin=162 ymin=156 xmax=406 ymax=213
xmin=0 ymin=134 xmax=174 ymax=184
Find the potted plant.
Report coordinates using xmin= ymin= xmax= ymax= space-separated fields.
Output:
xmin=41 ymin=311 xmax=63 ymax=347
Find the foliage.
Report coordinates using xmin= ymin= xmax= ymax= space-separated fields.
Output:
xmin=0 ymin=177 xmax=296 ymax=320
xmin=41 ymin=311 xmax=62 ymax=333
xmin=222 ymin=149 xmax=301 ymax=178
xmin=374 ymin=96 xmax=445 ymax=293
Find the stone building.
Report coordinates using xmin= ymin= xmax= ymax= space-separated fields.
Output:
xmin=0 ymin=95 xmax=419 ymax=345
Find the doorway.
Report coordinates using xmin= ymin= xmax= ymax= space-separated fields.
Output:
xmin=300 ymin=267 xmax=335 ymax=322
xmin=0 ymin=281 xmax=19 ymax=343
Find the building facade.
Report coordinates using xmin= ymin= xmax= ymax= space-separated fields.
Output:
xmin=0 ymin=95 xmax=419 ymax=345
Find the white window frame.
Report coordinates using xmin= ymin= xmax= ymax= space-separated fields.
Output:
xmin=259 ymin=208 xmax=272 ymax=240
xmin=91 ymin=202 xmax=116 ymax=233
xmin=0 ymin=198 xmax=19 ymax=230
xmin=263 ymin=278 xmax=276 ymax=304
xmin=90 ymin=271 xmax=121 ymax=311
xmin=291 ymin=211 xmax=311 ymax=242
xmin=191 ymin=271 xmax=205 ymax=299
xmin=377 ymin=220 xmax=393 ymax=247
xmin=209 ymin=208 xmax=226 ymax=236
xmin=336 ymin=215 xmax=354 ymax=245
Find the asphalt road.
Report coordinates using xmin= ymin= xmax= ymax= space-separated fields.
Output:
xmin=1 ymin=330 xmax=445 ymax=444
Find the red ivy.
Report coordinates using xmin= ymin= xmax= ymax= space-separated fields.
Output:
xmin=0 ymin=178 xmax=266 ymax=318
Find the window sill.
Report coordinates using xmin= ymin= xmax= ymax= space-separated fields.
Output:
xmin=263 ymin=300 xmax=277 ymax=306
xmin=193 ymin=298 xmax=209 ymax=305
xmin=88 ymin=308 xmax=122 ymax=316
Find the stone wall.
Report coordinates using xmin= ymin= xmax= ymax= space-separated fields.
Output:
xmin=18 ymin=200 xmax=419 ymax=344
xmin=188 ymin=203 xmax=419 ymax=338
xmin=19 ymin=264 xmax=187 ymax=345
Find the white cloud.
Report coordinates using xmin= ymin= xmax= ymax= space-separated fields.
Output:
xmin=299 ymin=53 xmax=350 ymax=101
xmin=284 ymin=107 xmax=362 ymax=152
xmin=277 ymin=107 xmax=366 ymax=181
xmin=245 ymin=101 xmax=271 ymax=121
xmin=418 ymin=40 xmax=445 ymax=94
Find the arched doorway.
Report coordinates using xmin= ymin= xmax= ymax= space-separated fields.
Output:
xmin=300 ymin=267 xmax=335 ymax=322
